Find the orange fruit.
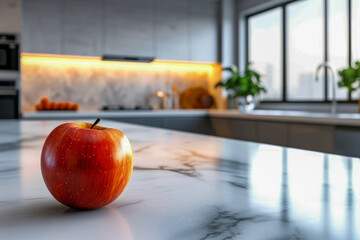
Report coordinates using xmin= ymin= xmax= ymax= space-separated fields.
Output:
xmin=36 ymin=103 xmax=43 ymax=111
xmin=72 ymin=103 xmax=79 ymax=111
xmin=58 ymin=102 xmax=65 ymax=110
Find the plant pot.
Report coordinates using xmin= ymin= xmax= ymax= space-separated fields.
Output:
xmin=227 ymin=97 xmax=236 ymax=109
xmin=237 ymin=95 xmax=258 ymax=112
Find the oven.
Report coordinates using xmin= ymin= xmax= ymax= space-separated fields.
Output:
xmin=0 ymin=89 xmax=19 ymax=119
xmin=0 ymin=34 xmax=19 ymax=71
xmin=0 ymin=34 xmax=20 ymax=119
xmin=0 ymin=76 xmax=19 ymax=119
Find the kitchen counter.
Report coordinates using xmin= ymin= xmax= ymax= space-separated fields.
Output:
xmin=22 ymin=110 xmax=208 ymax=119
xmin=23 ymin=109 xmax=360 ymax=127
xmin=0 ymin=119 xmax=359 ymax=239
xmin=209 ymin=109 xmax=360 ymax=127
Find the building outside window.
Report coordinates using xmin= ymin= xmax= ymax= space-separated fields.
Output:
xmin=246 ymin=0 xmax=358 ymax=103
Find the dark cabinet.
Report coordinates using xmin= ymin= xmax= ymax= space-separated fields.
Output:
xmin=0 ymin=90 xmax=19 ymax=119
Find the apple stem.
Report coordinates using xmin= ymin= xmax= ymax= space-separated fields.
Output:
xmin=90 ymin=118 xmax=101 ymax=129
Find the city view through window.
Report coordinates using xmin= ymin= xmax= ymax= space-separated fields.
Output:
xmin=247 ymin=0 xmax=360 ymax=102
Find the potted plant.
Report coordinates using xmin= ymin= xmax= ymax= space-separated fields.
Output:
xmin=215 ymin=63 xmax=266 ymax=111
xmin=338 ymin=62 xmax=360 ymax=112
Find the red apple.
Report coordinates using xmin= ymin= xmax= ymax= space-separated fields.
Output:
xmin=41 ymin=118 xmax=133 ymax=209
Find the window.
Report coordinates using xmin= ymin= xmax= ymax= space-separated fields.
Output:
xmin=353 ymin=0 xmax=360 ymax=60
xmin=328 ymin=0 xmax=348 ymax=100
xmin=246 ymin=0 xmax=356 ymax=102
xmin=352 ymin=0 xmax=360 ymax=99
xmin=248 ymin=8 xmax=282 ymax=100
xmin=287 ymin=0 xmax=324 ymax=100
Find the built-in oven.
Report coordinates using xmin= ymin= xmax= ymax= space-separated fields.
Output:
xmin=0 ymin=34 xmax=20 ymax=119
xmin=0 ymin=34 xmax=19 ymax=71
xmin=0 ymin=89 xmax=19 ymax=119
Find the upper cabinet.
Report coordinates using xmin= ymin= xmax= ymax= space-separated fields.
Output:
xmin=63 ymin=0 xmax=102 ymax=56
xmin=155 ymin=0 xmax=188 ymax=61
xmin=189 ymin=0 xmax=219 ymax=62
xmin=22 ymin=0 xmax=62 ymax=54
xmin=0 ymin=0 xmax=21 ymax=34
xmin=22 ymin=0 xmax=220 ymax=62
xmin=103 ymin=0 xmax=154 ymax=57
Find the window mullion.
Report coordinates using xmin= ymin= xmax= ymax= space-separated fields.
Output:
xmin=245 ymin=16 xmax=249 ymax=71
xmin=282 ymin=5 xmax=287 ymax=102
xmin=324 ymin=0 xmax=329 ymax=102
xmin=348 ymin=0 xmax=352 ymax=101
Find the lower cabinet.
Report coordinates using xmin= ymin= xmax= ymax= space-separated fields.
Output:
xmin=111 ymin=117 xmax=214 ymax=135
xmin=163 ymin=117 xmax=214 ymax=135
xmin=257 ymin=122 xmax=288 ymax=146
xmin=112 ymin=117 xmax=164 ymax=128
xmin=111 ymin=116 xmax=359 ymax=157
xmin=334 ymin=127 xmax=360 ymax=157
xmin=288 ymin=124 xmax=334 ymax=153
xmin=211 ymin=117 xmax=336 ymax=154
xmin=211 ymin=118 xmax=257 ymax=141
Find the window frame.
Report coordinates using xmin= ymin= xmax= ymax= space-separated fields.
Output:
xmin=245 ymin=0 xmax=356 ymax=103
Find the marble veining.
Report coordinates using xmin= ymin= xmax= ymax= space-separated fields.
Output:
xmin=0 ymin=119 xmax=359 ymax=240
xmin=198 ymin=208 xmax=274 ymax=240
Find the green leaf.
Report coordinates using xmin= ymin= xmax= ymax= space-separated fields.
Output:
xmin=338 ymin=63 xmax=360 ymax=93
xmin=214 ymin=63 xmax=267 ymax=97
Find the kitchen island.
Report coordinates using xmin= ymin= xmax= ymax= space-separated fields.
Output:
xmin=22 ymin=109 xmax=360 ymax=127
xmin=0 ymin=119 xmax=359 ymax=239
xmin=22 ymin=109 xmax=360 ymax=157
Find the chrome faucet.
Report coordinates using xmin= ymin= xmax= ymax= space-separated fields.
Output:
xmin=315 ymin=62 xmax=337 ymax=114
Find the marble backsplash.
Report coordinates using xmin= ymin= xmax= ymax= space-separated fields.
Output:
xmin=21 ymin=59 xmax=222 ymax=112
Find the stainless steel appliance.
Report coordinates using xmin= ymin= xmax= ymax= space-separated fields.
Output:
xmin=0 ymin=89 xmax=19 ymax=119
xmin=0 ymin=34 xmax=19 ymax=71
xmin=102 ymin=55 xmax=154 ymax=63
xmin=0 ymin=34 xmax=20 ymax=119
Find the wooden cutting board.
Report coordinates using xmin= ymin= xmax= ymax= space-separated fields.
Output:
xmin=180 ymin=87 xmax=215 ymax=109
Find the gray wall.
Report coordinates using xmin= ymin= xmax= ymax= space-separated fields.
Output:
xmin=238 ymin=0 xmax=274 ymax=12
xmin=221 ymin=0 xmax=238 ymax=67
xmin=238 ymin=0 xmax=290 ymax=14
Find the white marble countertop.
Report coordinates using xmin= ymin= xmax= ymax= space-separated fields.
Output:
xmin=0 ymin=119 xmax=359 ymax=239
xmin=22 ymin=109 xmax=360 ymax=127
xmin=208 ymin=109 xmax=360 ymax=126
xmin=22 ymin=110 xmax=208 ymax=119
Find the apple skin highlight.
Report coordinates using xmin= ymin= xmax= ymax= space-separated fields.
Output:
xmin=41 ymin=122 xmax=133 ymax=209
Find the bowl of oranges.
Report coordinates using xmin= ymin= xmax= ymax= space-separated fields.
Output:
xmin=35 ymin=97 xmax=79 ymax=111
